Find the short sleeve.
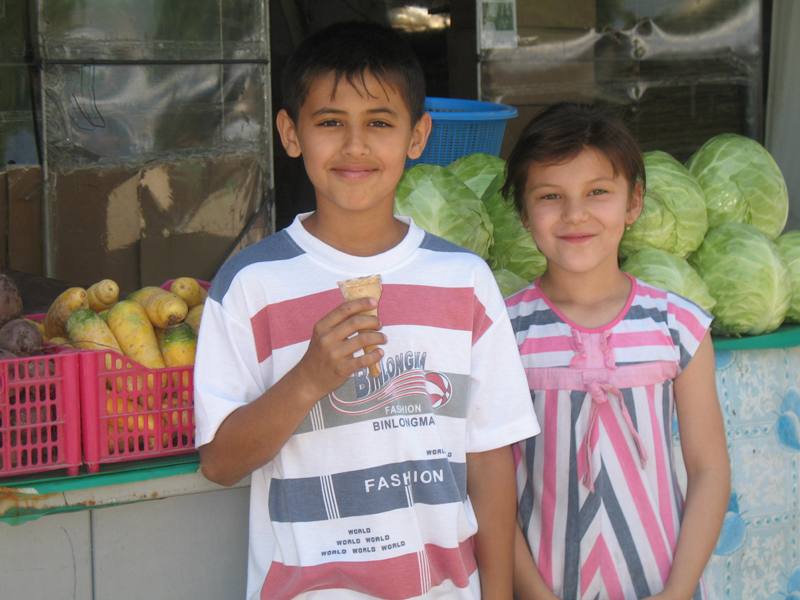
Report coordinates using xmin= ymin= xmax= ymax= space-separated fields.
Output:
xmin=193 ymin=279 xmax=270 ymax=447
xmin=666 ymin=292 xmax=713 ymax=373
xmin=465 ymin=263 xmax=540 ymax=452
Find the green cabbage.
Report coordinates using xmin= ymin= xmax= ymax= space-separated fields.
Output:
xmin=620 ymin=150 xmax=707 ymax=258
xmin=493 ymin=268 xmax=529 ymax=297
xmin=447 ymin=153 xmax=506 ymax=202
xmin=686 ymin=133 xmax=788 ymax=239
xmin=395 ymin=164 xmax=493 ymax=258
xmin=483 ymin=189 xmax=547 ymax=281
xmin=775 ymin=231 xmax=800 ymax=322
xmin=689 ymin=222 xmax=790 ymax=335
xmin=622 ymin=247 xmax=715 ymax=313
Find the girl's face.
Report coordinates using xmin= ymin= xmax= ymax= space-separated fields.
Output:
xmin=522 ymin=146 xmax=642 ymax=279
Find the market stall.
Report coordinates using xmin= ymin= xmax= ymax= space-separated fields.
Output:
xmin=2 ymin=2 xmax=799 ymax=600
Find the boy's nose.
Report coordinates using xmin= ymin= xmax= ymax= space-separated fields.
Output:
xmin=342 ymin=127 xmax=370 ymax=156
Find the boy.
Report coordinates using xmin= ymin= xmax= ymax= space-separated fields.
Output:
xmin=194 ymin=21 xmax=539 ymax=600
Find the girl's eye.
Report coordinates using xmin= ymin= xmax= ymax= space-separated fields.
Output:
xmin=589 ymin=188 xmax=608 ymax=196
xmin=539 ymin=192 xmax=560 ymax=201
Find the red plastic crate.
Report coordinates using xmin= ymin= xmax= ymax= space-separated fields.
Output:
xmin=0 ymin=351 xmax=82 ymax=478
xmin=79 ymin=350 xmax=195 ymax=472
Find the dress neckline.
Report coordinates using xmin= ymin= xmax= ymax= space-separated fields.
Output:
xmin=534 ymin=272 xmax=638 ymax=334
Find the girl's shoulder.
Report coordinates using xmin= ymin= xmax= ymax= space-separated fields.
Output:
xmin=628 ymin=277 xmax=712 ymax=329
xmin=626 ymin=278 xmax=713 ymax=368
xmin=504 ymin=281 xmax=556 ymax=331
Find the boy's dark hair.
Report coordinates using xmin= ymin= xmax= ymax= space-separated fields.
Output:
xmin=281 ymin=21 xmax=426 ymax=124
xmin=502 ymin=102 xmax=645 ymax=214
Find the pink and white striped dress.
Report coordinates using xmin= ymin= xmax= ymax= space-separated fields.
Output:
xmin=506 ymin=275 xmax=711 ymax=600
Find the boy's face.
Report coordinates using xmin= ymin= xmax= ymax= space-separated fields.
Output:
xmin=276 ymin=71 xmax=430 ymax=218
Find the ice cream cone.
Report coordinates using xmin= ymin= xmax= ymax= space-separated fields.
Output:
xmin=337 ymin=274 xmax=382 ymax=377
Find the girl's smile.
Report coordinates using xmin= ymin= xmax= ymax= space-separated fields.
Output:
xmin=522 ymin=146 xmax=642 ymax=281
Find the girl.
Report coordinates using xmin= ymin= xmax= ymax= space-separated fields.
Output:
xmin=504 ymin=103 xmax=730 ymax=600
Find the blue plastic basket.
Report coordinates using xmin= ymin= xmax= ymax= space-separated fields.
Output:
xmin=407 ymin=97 xmax=518 ymax=168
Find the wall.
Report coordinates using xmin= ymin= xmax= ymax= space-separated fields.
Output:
xmin=766 ymin=0 xmax=800 ymax=231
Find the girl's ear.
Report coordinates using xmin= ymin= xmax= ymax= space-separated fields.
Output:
xmin=407 ymin=112 xmax=432 ymax=160
xmin=626 ymin=180 xmax=644 ymax=225
xmin=520 ymin=207 xmax=531 ymax=230
xmin=276 ymin=109 xmax=302 ymax=158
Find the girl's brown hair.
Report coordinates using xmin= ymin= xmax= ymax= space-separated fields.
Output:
xmin=502 ymin=102 xmax=645 ymax=215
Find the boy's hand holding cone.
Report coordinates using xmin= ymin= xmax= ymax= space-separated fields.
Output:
xmin=337 ymin=275 xmax=383 ymax=377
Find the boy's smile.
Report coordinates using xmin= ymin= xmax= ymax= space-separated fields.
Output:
xmin=276 ymin=70 xmax=430 ymax=253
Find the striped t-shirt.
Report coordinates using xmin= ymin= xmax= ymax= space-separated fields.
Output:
xmin=194 ymin=213 xmax=540 ymax=600
xmin=506 ymin=275 xmax=711 ymax=600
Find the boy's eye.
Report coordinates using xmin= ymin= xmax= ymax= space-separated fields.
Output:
xmin=317 ymin=119 xmax=341 ymax=127
xmin=589 ymin=188 xmax=608 ymax=196
xmin=369 ymin=120 xmax=392 ymax=128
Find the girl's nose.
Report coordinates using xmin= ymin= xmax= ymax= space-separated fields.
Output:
xmin=562 ymin=196 xmax=588 ymax=223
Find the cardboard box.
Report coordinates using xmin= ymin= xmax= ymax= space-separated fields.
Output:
xmin=49 ymin=153 xmax=269 ymax=294
xmin=6 ymin=166 xmax=43 ymax=275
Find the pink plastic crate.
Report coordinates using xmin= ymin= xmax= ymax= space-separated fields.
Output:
xmin=79 ymin=350 xmax=195 ymax=472
xmin=0 ymin=351 xmax=82 ymax=478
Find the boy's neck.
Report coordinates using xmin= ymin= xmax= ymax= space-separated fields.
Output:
xmin=301 ymin=210 xmax=409 ymax=257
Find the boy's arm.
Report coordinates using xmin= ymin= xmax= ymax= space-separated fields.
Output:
xmin=649 ymin=332 xmax=730 ymax=600
xmin=513 ymin=526 xmax=559 ymax=600
xmin=467 ymin=445 xmax=517 ymax=600
xmin=199 ymin=297 xmax=384 ymax=486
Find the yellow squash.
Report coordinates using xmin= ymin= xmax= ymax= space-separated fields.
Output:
xmin=87 ymin=279 xmax=120 ymax=312
xmin=184 ymin=303 xmax=203 ymax=334
xmin=44 ymin=287 xmax=89 ymax=338
xmin=157 ymin=322 xmax=197 ymax=367
xmin=66 ymin=308 xmax=122 ymax=353
xmin=127 ymin=286 xmax=163 ymax=306
xmin=169 ymin=277 xmax=207 ymax=308
xmin=107 ymin=300 xmax=165 ymax=369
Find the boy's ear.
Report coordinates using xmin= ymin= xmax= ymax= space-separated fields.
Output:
xmin=276 ymin=109 xmax=302 ymax=158
xmin=406 ymin=112 xmax=432 ymax=160
xmin=626 ymin=180 xmax=644 ymax=225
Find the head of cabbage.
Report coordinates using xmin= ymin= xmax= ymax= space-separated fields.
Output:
xmin=775 ymin=231 xmax=800 ymax=323
xmin=689 ymin=222 xmax=790 ymax=336
xmin=395 ymin=164 xmax=494 ymax=258
xmin=493 ymin=268 xmax=529 ymax=297
xmin=686 ymin=133 xmax=788 ymax=240
xmin=621 ymin=247 xmax=715 ymax=313
xmin=483 ymin=190 xmax=547 ymax=281
xmin=447 ymin=153 xmax=506 ymax=203
xmin=620 ymin=151 xmax=707 ymax=258
xmin=445 ymin=153 xmax=547 ymax=281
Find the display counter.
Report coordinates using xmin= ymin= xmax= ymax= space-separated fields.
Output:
xmin=2 ymin=329 xmax=799 ymax=599
xmin=1 ymin=456 xmax=250 ymax=599
xmin=697 ymin=326 xmax=800 ymax=600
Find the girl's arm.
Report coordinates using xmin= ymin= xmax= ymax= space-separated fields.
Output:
xmin=651 ymin=332 xmax=730 ymax=600
xmin=513 ymin=525 xmax=559 ymax=600
xmin=467 ymin=445 xmax=517 ymax=600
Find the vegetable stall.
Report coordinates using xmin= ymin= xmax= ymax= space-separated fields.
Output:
xmin=2 ymin=2 xmax=799 ymax=599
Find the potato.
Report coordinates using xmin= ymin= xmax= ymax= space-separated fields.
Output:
xmin=0 ymin=318 xmax=44 ymax=356
xmin=0 ymin=273 xmax=23 ymax=328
